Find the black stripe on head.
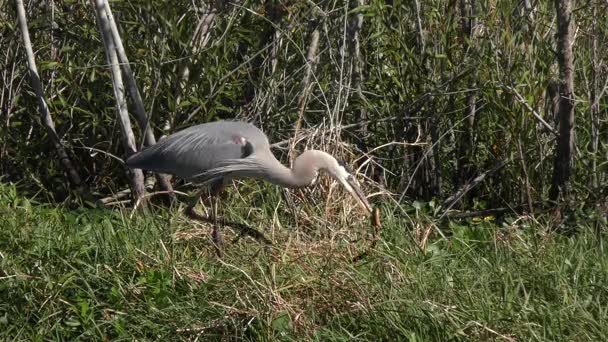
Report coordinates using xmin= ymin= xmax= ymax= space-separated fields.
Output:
xmin=337 ymin=159 xmax=353 ymax=173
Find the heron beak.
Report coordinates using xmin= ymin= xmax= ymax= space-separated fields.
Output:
xmin=345 ymin=176 xmax=373 ymax=214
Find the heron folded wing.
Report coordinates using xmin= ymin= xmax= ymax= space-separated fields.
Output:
xmin=189 ymin=156 xmax=266 ymax=182
xmin=128 ymin=142 xmax=255 ymax=179
xmin=126 ymin=120 xmax=267 ymax=179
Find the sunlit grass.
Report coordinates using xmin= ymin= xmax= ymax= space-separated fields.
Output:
xmin=0 ymin=183 xmax=607 ymax=341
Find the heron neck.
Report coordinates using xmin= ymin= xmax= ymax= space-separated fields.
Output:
xmin=267 ymin=167 xmax=313 ymax=188
xmin=265 ymin=150 xmax=331 ymax=188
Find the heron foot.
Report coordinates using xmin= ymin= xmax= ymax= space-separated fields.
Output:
xmin=212 ymin=225 xmax=224 ymax=257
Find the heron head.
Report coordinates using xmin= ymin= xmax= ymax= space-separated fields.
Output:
xmin=294 ymin=150 xmax=372 ymax=214
xmin=329 ymin=159 xmax=373 ymax=214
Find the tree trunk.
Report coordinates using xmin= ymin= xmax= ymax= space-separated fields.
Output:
xmin=92 ymin=0 xmax=146 ymax=205
xmin=15 ymin=0 xmax=89 ymax=197
xmin=549 ymin=0 xmax=575 ymax=203
xmin=260 ymin=3 xmax=285 ymax=130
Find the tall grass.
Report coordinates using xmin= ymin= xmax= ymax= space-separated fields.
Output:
xmin=1 ymin=182 xmax=607 ymax=340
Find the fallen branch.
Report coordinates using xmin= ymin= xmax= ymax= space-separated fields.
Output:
xmin=446 ymin=205 xmax=529 ymax=220
xmin=440 ymin=160 xmax=511 ymax=218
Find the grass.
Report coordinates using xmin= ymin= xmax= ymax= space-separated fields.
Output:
xmin=1 ymin=182 xmax=607 ymax=341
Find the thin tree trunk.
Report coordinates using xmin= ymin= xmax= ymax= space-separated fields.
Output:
xmin=264 ymin=32 xmax=283 ymax=119
xmin=250 ymin=2 xmax=287 ymax=132
xmin=92 ymin=0 xmax=146 ymax=205
xmin=545 ymin=79 xmax=560 ymax=126
xmin=47 ymin=0 xmax=59 ymax=89
xmin=429 ymin=110 xmax=442 ymax=196
xmin=353 ymin=4 xmax=366 ymax=140
xmin=350 ymin=0 xmax=372 ymax=172
xmin=549 ymin=0 xmax=575 ymax=203
xmin=102 ymin=0 xmax=174 ymax=198
xmin=517 ymin=140 xmax=534 ymax=213
xmin=163 ymin=5 xmax=217 ymax=134
xmin=589 ymin=1 xmax=599 ymax=189
xmin=456 ymin=91 xmax=477 ymax=181
xmin=414 ymin=0 xmax=441 ymax=198
xmin=15 ymin=0 xmax=88 ymax=197
xmin=290 ymin=24 xmax=321 ymax=164
xmin=455 ymin=0 xmax=477 ymax=196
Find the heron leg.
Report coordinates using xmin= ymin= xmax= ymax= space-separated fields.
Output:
xmin=210 ymin=193 xmax=224 ymax=256
xmin=184 ymin=179 xmax=225 ymax=256
xmin=184 ymin=177 xmax=272 ymax=252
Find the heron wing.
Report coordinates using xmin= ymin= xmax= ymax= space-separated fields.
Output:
xmin=126 ymin=121 xmax=266 ymax=179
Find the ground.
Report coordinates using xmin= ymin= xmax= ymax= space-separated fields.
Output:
xmin=0 ymin=183 xmax=607 ymax=341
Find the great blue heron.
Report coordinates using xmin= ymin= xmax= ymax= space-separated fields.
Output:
xmin=126 ymin=120 xmax=372 ymax=252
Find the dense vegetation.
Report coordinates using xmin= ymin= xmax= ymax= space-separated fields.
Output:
xmin=1 ymin=0 xmax=607 ymax=340
xmin=2 ymin=0 xmax=606 ymax=210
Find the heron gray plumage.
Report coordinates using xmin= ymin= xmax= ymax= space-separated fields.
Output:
xmin=126 ymin=120 xmax=372 ymax=252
